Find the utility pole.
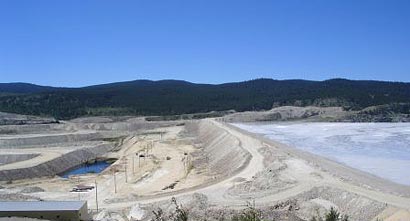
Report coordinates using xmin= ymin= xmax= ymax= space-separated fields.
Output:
xmin=95 ymin=179 xmax=99 ymax=212
xmin=183 ymin=157 xmax=186 ymax=174
xmin=113 ymin=171 xmax=117 ymax=194
xmin=144 ymin=148 xmax=147 ymax=164
xmin=124 ymin=160 xmax=128 ymax=183
xmin=77 ymin=176 xmax=80 ymax=201
xmin=132 ymin=154 xmax=135 ymax=174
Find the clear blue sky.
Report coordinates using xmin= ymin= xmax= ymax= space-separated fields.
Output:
xmin=1 ymin=0 xmax=409 ymax=87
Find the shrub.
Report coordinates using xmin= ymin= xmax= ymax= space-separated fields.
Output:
xmin=231 ymin=202 xmax=264 ymax=221
xmin=310 ymin=207 xmax=348 ymax=221
xmin=151 ymin=197 xmax=188 ymax=221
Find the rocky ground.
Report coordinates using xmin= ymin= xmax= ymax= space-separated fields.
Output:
xmin=0 ymin=115 xmax=410 ymax=221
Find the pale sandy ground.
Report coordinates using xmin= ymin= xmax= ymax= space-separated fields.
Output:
xmin=96 ymin=120 xmax=410 ymax=220
xmin=225 ymin=121 xmax=410 ymax=220
xmin=2 ymin=119 xmax=410 ymax=221
xmin=85 ymin=126 xmax=209 ymax=205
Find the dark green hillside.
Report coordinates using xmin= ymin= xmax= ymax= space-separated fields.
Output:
xmin=0 ymin=78 xmax=409 ymax=119
xmin=0 ymin=83 xmax=60 ymax=94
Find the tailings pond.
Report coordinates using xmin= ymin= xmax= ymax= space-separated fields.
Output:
xmin=233 ymin=122 xmax=410 ymax=186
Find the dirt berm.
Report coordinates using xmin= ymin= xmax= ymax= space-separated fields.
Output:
xmin=188 ymin=120 xmax=251 ymax=179
xmin=0 ymin=132 xmax=103 ymax=149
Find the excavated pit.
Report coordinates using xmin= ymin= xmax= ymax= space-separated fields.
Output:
xmin=0 ymin=143 xmax=113 ymax=181
xmin=0 ymin=117 xmax=183 ymax=182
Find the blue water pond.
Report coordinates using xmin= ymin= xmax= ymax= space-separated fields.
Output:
xmin=60 ymin=161 xmax=112 ymax=178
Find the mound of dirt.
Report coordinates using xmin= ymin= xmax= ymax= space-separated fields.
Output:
xmin=0 ymin=112 xmax=57 ymax=126
xmin=294 ymin=186 xmax=386 ymax=221
xmin=20 ymin=186 xmax=45 ymax=193
xmin=223 ymin=106 xmax=349 ymax=122
xmin=186 ymin=120 xmax=251 ymax=178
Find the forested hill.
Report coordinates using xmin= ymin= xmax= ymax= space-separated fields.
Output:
xmin=0 ymin=83 xmax=59 ymax=94
xmin=0 ymin=78 xmax=409 ymax=119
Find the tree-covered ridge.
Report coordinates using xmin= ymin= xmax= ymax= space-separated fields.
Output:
xmin=0 ymin=78 xmax=409 ymax=119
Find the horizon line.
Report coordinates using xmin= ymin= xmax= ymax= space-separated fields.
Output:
xmin=0 ymin=77 xmax=409 ymax=88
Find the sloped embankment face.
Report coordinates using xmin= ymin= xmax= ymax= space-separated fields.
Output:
xmin=0 ymin=144 xmax=113 ymax=181
xmin=0 ymin=132 xmax=103 ymax=149
xmin=0 ymin=154 xmax=39 ymax=165
xmin=187 ymin=120 xmax=251 ymax=179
